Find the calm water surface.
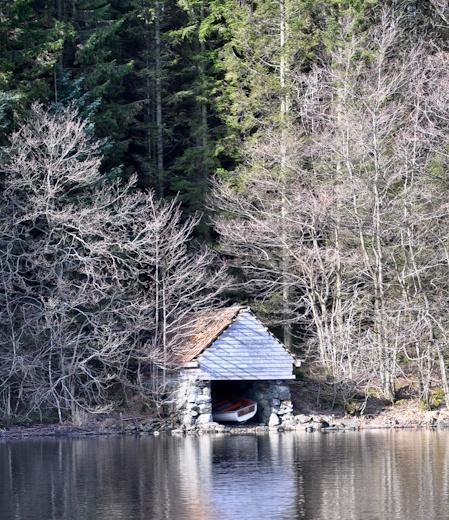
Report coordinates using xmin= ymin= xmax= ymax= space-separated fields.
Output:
xmin=1 ymin=430 xmax=449 ymax=520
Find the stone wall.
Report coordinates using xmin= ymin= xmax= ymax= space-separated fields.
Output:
xmin=247 ymin=381 xmax=293 ymax=427
xmin=176 ymin=371 xmax=293 ymax=428
xmin=176 ymin=373 xmax=213 ymax=427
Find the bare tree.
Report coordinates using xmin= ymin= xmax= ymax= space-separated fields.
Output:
xmin=0 ymin=104 xmax=227 ymax=423
xmin=213 ymin=8 xmax=449 ymax=405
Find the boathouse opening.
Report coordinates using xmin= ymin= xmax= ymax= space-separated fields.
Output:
xmin=211 ymin=380 xmax=260 ymax=423
xmin=210 ymin=379 xmax=291 ymax=424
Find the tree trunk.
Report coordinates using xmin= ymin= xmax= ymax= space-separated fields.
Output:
xmin=143 ymin=0 xmax=153 ymax=188
xmin=279 ymin=0 xmax=292 ymax=350
xmin=54 ymin=0 xmax=64 ymax=103
xmin=437 ymin=344 xmax=449 ymax=410
xmin=155 ymin=0 xmax=164 ymax=195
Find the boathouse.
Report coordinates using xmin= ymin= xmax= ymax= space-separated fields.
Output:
xmin=175 ymin=306 xmax=296 ymax=427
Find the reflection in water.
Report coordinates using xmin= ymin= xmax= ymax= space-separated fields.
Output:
xmin=1 ymin=431 xmax=449 ymax=520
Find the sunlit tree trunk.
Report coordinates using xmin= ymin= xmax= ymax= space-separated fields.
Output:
xmin=279 ymin=0 xmax=292 ymax=350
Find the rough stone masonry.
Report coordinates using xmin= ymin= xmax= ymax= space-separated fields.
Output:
xmin=177 ymin=375 xmax=293 ymax=428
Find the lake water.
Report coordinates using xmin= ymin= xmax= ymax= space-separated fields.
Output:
xmin=1 ymin=430 xmax=449 ymax=520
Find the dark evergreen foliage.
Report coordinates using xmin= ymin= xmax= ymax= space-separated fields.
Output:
xmin=0 ymin=0 xmax=445 ymax=221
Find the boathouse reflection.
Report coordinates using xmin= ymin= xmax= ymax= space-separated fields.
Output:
xmin=2 ymin=431 xmax=449 ymax=520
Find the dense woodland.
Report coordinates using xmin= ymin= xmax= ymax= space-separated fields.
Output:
xmin=2 ymin=0 xmax=449 ymax=423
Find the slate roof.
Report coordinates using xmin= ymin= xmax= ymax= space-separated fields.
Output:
xmin=179 ymin=307 xmax=295 ymax=381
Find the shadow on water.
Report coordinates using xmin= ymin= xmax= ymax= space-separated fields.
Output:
xmin=1 ymin=430 xmax=449 ymax=520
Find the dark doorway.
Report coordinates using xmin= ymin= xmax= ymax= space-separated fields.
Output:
xmin=211 ymin=380 xmax=263 ymax=423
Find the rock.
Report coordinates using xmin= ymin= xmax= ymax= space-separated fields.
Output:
xmin=271 ymin=398 xmax=281 ymax=407
xmin=199 ymin=422 xmax=226 ymax=433
xmin=269 ymin=413 xmax=280 ymax=427
xmin=196 ymin=395 xmax=212 ymax=405
xmin=307 ymin=420 xmax=323 ymax=430
xmin=141 ymin=422 xmax=154 ymax=433
xmin=196 ymin=413 xmax=213 ymax=425
xmin=294 ymin=414 xmax=312 ymax=424
xmin=187 ymin=390 xmax=199 ymax=403
xmin=171 ymin=428 xmax=184 ymax=436
xmin=340 ymin=420 xmax=359 ymax=430
xmin=305 ymin=426 xmax=315 ymax=433
xmin=190 ymin=410 xmax=199 ymax=417
xmin=278 ymin=402 xmax=293 ymax=416
xmin=199 ymin=403 xmax=212 ymax=414
xmin=281 ymin=415 xmax=294 ymax=425
xmin=277 ymin=386 xmax=291 ymax=401
xmin=182 ymin=414 xmax=194 ymax=427
xmin=153 ymin=431 xmax=160 ymax=436
xmin=427 ymin=414 xmax=437 ymax=426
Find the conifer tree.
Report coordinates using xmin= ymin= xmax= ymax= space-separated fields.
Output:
xmin=166 ymin=0 xmax=222 ymax=227
xmin=0 ymin=0 xmax=67 ymax=127
xmin=65 ymin=0 xmax=138 ymax=172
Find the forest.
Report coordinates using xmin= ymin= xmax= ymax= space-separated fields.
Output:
xmin=2 ymin=0 xmax=449 ymax=424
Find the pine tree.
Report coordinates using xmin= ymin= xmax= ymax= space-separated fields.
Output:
xmin=65 ymin=0 xmax=138 ymax=173
xmin=123 ymin=0 xmax=229 ymax=229
xmin=166 ymin=0 xmax=222 ymax=226
xmin=0 ymin=0 xmax=67 ymax=130
xmin=122 ymin=0 xmax=174 ymax=190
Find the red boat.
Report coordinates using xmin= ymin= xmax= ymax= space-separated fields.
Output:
xmin=212 ymin=397 xmax=257 ymax=423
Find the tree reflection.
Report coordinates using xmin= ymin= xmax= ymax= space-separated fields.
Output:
xmin=1 ymin=431 xmax=449 ymax=520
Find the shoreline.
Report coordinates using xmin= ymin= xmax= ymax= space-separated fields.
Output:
xmin=0 ymin=424 xmax=447 ymax=441
xmin=1 ymin=411 xmax=448 ymax=440
xmin=3 ymin=384 xmax=448 ymax=440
